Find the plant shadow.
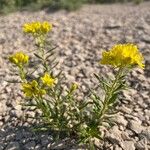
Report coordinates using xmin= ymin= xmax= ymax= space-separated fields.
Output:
xmin=0 ymin=118 xmax=82 ymax=150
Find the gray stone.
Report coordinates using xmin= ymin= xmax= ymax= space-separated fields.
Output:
xmin=135 ymin=138 xmax=148 ymax=150
xmin=0 ymin=121 xmax=3 ymax=127
xmin=5 ymin=142 xmax=20 ymax=150
xmin=26 ymin=111 xmax=35 ymax=118
xmin=106 ymin=126 xmax=122 ymax=145
xmin=47 ymin=140 xmax=69 ymax=149
xmin=128 ymin=120 xmax=143 ymax=134
xmin=144 ymin=110 xmax=150 ymax=118
xmin=125 ymin=129 xmax=135 ymax=137
xmin=15 ymin=131 xmax=23 ymax=141
xmin=5 ymin=133 xmax=16 ymax=141
xmin=141 ymin=35 xmax=150 ymax=43
xmin=139 ymin=127 xmax=150 ymax=142
xmin=115 ymin=114 xmax=128 ymax=127
xmin=0 ymin=102 xmax=7 ymax=115
xmin=34 ymin=144 xmax=42 ymax=150
xmin=0 ymin=144 xmax=4 ymax=150
xmin=10 ymin=110 xmax=22 ymax=118
xmin=120 ymin=105 xmax=132 ymax=114
xmin=24 ymin=141 xmax=36 ymax=150
xmin=121 ymin=141 xmax=135 ymax=150
xmin=114 ymin=145 xmax=122 ymax=150
xmin=0 ymin=37 xmax=5 ymax=44
xmin=121 ymin=132 xmax=130 ymax=141
xmin=41 ymin=135 xmax=53 ymax=146
xmin=105 ymin=21 xmax=122 ymax=29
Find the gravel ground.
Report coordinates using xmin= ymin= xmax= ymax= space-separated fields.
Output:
xmin=0 ymin=2 xmax=150 ymax=150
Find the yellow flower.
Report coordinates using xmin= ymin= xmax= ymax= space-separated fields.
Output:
xmin=41 ymin=73 xmax=56 ymax=87
xmin=100 ymin=44 xmax=144 ymax=69
xmin=9 ymin=52 xmax=29 ymax=67
xmin=22 ymin=80 xmax=46 ymax=98
xmin=23 ymin=21 xmax=52 ymax=35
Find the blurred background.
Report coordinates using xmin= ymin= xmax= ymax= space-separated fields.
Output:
xmin=0 ymin=0 xmax=148 ymax=14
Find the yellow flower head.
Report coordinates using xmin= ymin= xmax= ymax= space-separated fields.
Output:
xmin=41 ymin=73 xmax=56 ymax=87
xmin=22 ymin=80 xmax=46 ymax=98
xmin=100 ymin=44 xmax=144 ymax=69
xmin=9 ymin=52 xmax=29 ymax=67
xmin=23 ymin=21 xmax=52 ymax=35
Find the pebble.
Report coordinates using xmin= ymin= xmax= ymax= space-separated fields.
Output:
xmin=106 ymin=126 xmax=122 ymax=145
xmin=5 ymin=142 xmax=20 ymax=150
xmin=41 ymin=135 xmax=52 ymax=146
xmin=114 ymin=145 xmax=122 ymax=150
xmin=24 ymin=141 xmax=36 ymax=150
xmin=135 ymin=138 xmax=148 ymax=150
xmin=0 ymin=145 xmax=4 ymax=150
xmin=34 ymin=144 xmax=42 ymax=150
xmin=128 ymin=120 xmax=143 ymax=134
xmin=0 ymin=121 xmax=3 ymax=126
xmin=47 ymin=140 xmax=69 ymax=149
xmin=10 ymin=110 xmax=22 ymax=118
xmin=120 ymin=105 xmax=132 ymax=114
xmin=121 ymin=140 xmax=135 ymax=150
xmin=115 ymin=114 xmax=128 ymax=127
xmin=139 ymin=127 xmax=150 ymax=142
xmin=141 ymin=34 xmax=150 ymax=43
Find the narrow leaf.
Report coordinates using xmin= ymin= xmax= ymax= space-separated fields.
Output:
xmin=34 ymin=53 xmax=43 ymax=60
xmin=46 ymin=46 xmax=58 ymax=54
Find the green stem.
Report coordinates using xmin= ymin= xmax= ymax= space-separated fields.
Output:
xmin=19 ymin=65 xmax=26 ymax=81
xmin=99 ymin=67 xmax=123 ymax=120
xmin=36 ymin=36 xmax=49 ymax=72
xmin=89 ymin=139 xmax=95 ymax=150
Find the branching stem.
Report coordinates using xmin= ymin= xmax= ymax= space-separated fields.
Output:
xmin=99 ymin=67 xmax=123 ymax=121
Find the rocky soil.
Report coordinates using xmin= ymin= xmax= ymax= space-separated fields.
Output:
xmin=0 ymin=2 xmax=150 ymax=150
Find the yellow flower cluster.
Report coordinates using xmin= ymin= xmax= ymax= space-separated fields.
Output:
xmin=23 ymin=21 xmax=52 ymax=35
xmin=22 ymin=80 xmax=46 ymax=98
xmin=100 ymin=44 xmax=144 ymax=68
xmin=21 ymin=73 xmax=56 ymax=98
xmin=9 ymin=52 xmax=29 ymax=67
xmin=41 ymin=73 xmax=56 ymax=87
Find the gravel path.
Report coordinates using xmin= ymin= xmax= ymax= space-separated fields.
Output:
xmin=0 ymin=2 xmax=150 ymax=150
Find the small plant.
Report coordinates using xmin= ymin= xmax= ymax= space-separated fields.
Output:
xmin=77 ymin=44 xmax=144 ymax=148
xmin=9 ymin=21 xmax=144 ymax=149
xmin=9 ymin=21 xmax=82 ymax=139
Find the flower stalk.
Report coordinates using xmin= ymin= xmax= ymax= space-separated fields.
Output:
xmin=99 ymin=67 xmax=123 ymax=120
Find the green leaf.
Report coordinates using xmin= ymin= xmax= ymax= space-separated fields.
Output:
xmin=51 ymin=61 xmax=59 ymax=70
xmin=45 ymin=52 xmax=55 ymax=60
xmin=108 ymin=93 xmax=118 ymax=104
xmin=94 ymin=73 xmax=111 ymax=91
xmin=79 ymin=101 xmax=93 ymax=110
xmin=49 ymin=57 xmax=57 ymax=64
xmin=34 ymin=53 xmax=43 ymax=60
xmin=27 ymin=69 xmax=36 ymax=76
xmin=6 ymin=80 xmax=21 ymax=83
xmin=91 ymin=92 xmax=104 ymax=107
xmin=46 ymin=46 xmax=58 ymax=54
xmin=94 ymin=73 xmax=100 ymax=81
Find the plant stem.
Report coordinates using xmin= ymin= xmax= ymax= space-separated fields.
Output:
xmin=37 ymin=36 xmax=49 ymax=72
xmin=89 ymin=139 xmax=95 ymax=150
xmin=19 ymin=66 xmax=26 ymax=81
xmin=99 ymin=67 xmax=123 ymax=120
